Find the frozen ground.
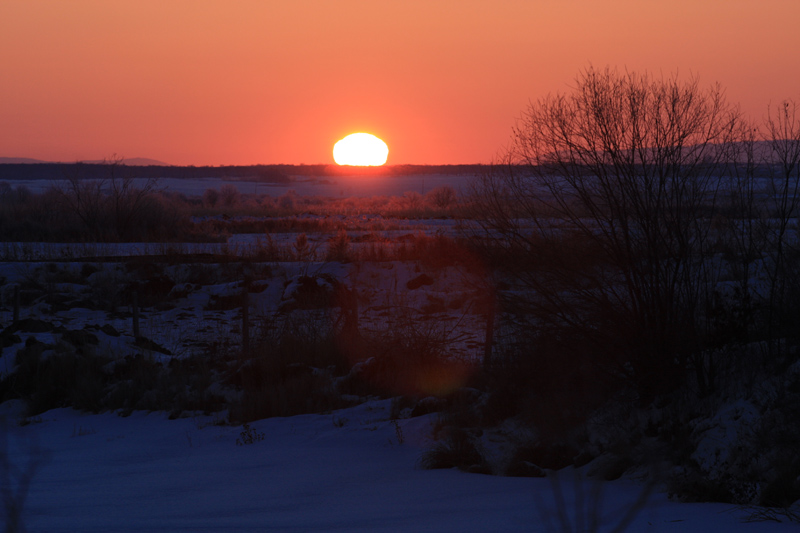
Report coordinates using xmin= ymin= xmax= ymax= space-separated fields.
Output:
xmin=1 ymin=173 xmax=471 ymax=197
xmin=1 ymin=399 xmax=795 ymax=532
xmin=2 ymin=241 xmax=798 ymax=530
xmin=0 ymin=216 xmax=466 ymax=262
xmin=0 ymin=259 xmax=487 ymax=373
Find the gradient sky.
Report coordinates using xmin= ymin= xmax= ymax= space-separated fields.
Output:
xmin=2 ymin=0 xmax=799 ymax=166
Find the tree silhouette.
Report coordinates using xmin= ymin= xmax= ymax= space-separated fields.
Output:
xmin=469 ymin=66 xmax=743 ymax=399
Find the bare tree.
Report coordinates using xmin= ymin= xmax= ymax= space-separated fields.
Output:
xmin=712 ymin=119 xmax=763 ymax=349
xmin=762 ymin=99 xmax=800 ymax=353
xmin=426 ymin=185 xmax=458 ymax=210
xmin=402 ymin=191 xmax=424 ymax=211
xmin=219 ymin=183 xmax=241 ymax=208
xmin=203 ymin=187 xmax=220 ymax=208
xmin=50 ymin=155 xmax=160 ymax=241
xmin=106 ymin=156 xmax=161 ymax=240
xmin=52 ymin=162 xmax=108 ymax=240
xmin=468 ymin=66 xmax=743 ymax=398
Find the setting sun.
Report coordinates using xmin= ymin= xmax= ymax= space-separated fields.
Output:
xmin=333 ymin=133 xmax=389 ymax=166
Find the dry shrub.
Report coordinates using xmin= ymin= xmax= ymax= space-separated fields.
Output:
xmin=418 ymin=427 xmax=490 ymax=473
xmin=0 ymin=331 xmax=227 ymax=418
xmin=340 ymin=302 xmax=474 ymax=398
xmin=219 ymin=184 xmax=240 ymax=207
xmin=425 ymin=185 xmax=458 ymax=210
xmin=325 ymin=229 xmax=351 ymax=262
xmin=228 ymin=311 xmax=352 ymax=423
xmin=2 ymin=339 xmax=109 ymax=415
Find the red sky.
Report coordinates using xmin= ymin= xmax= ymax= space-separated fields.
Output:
xmin=1 ymin=0 xmax=798 ymax=166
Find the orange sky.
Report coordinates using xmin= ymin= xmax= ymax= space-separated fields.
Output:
xmin=1 ymin=0 xmax=798 ymax=166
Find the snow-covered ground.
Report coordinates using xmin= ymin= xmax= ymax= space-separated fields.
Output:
xmin=2 ymin=399 xmax=795 ymax=533
xmin=0 ymin=259 xmax=487 ymax=370
xmin=0 ymin=216 xmax=466 ymax=262
xmin=1 ymin=173 xmax=472 ymax=197
xmin=2 ymin=242 xmax=799 ymax=530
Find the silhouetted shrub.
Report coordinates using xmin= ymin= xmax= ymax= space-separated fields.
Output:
xmin=418 ymin=427 xmax=489 ymax=473
xmin=219 ymin=184 xmax=241 ymax=208
xmin=228 ymin=311 xmax=353 ymax=423
xmin=3 ymin=338 xmax=110 ymax=415
xmin=325 ymin=229 xmax=351 ymax=262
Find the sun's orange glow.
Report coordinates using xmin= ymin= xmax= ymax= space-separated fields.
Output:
xmin=1 ymin=1 xmax=799 ymax=164
xmin=333 ymin=133 xmax=389 ymax=166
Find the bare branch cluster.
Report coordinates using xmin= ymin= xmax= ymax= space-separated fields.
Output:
xmin=49 ymin=155 xmax=164 ymax=241
xmin=468 ymin=66 xmax=800 ymax=399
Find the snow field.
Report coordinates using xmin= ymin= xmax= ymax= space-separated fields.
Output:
xmin=2 ymin=399 xmax=796 ymax=532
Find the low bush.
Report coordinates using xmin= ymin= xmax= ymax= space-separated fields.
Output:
xmin=227 ymin=311 xmax=354 ymax=423
xmin=0 ymin=334 xmax=229 ymax=418
xmin=235 ymin=423 xmax=265 ymax=445
xmin=325 ymin=229 xmax=351 ymax=263
xmin=418 ymin=427 xmax=490 ymax=473
xmin=1 ymin=339 xmax=109 ymax=415
xmin=483 ymin=324 xmax=617 ymax=441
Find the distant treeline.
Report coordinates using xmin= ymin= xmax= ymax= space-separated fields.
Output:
xmin=0 ymin=162 xmax=488 ymax=182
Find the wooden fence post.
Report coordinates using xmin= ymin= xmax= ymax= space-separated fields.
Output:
xmin=483 ymin=293 xmax=495 ymax=372
xmin=241 ymin=280 xmax=250 ymax=356
xmin=12 ymin=285 xmax=20 ymax=324
xmin=132 ymin=291 xmax=140 ymax=339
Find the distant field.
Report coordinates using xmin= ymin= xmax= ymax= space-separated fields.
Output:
xmin=0 ymin=173 xmax=474 ymax=198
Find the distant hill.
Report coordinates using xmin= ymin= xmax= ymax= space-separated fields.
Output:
xmin=0 ymin=157 xmax=49 ymax=164
xmin=0 ymin=157 xmax=169 ymax=166
xmin=0 ymin=162 xmax=294 ymax=183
